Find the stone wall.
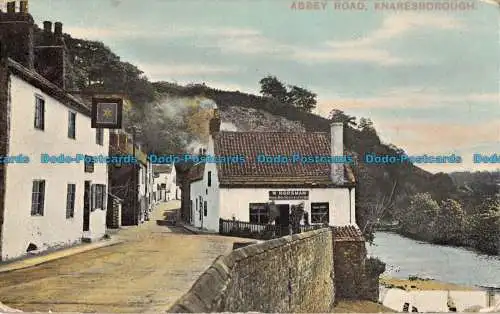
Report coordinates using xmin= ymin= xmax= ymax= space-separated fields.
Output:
xmin=333 ymin=238 xmax=385 ymax=302
xmin=168 ymin=228 xmax=335 ymax=313
xmin=334 ymin=239 xmax=367 ymax=299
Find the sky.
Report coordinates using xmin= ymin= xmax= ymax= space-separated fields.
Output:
xmin=16 ymin=0 xmax=500 ymax=173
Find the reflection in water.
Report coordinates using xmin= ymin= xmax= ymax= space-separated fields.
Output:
xmin=367 ymin=232 xmax=500 ymax=288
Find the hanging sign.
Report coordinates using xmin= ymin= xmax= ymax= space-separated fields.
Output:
xmin=91 ymin=97 xmax=123 ymax=129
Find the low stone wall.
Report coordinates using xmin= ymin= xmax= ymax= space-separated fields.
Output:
xmin=333 ymin=239 xmax=385 ymax=301
xmin=334 ymin=239 xmax=367 ymax=299
xmin=168 ymin=228 xmax=334 ymax=313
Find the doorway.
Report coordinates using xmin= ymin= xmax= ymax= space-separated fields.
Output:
xmin=277 ymin=204 xmax=290 ymax=237
xmin=83 ymin=181 xmax=91 ymax=232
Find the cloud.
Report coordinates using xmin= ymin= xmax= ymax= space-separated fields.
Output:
xmin=316 ymin=91 xmax=499 ymax=114
xmin=326 ymin=13 xmax=463 ymax=49
xmin=478 ymin=0 xmax=499 ymax=5
xmin=291 ymin=13 xmax=464 ymax=65
xmin=375 ymin=119 xmax=500 ymax=173
xmin=136 ymin=63 xmax=241 ymax=79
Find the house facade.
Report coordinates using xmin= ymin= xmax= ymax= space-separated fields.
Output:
xmin=152 ymin=164 xmax=178 ymax=202
xmin=108 ymin=130 xmax=151 ymax=226
xmin=188 ymin=109 xmax=356 ymax=233
xmin=0 ymin=6 xmax=109 ymax=260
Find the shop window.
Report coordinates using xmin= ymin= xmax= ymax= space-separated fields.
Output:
xmin=249 ymin=203 xmax=269 ymax=224
xmin=311 ymin=202 xmax=329 ymax=224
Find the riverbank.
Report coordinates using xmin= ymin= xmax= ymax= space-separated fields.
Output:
xmin=381 ymin=276 xmax=481 ymax=291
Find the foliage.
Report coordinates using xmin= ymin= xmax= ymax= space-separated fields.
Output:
xmin=329 ymin=109 xmax=357 ymax=127
xmin=397 ymin=193 xmax=440 ymax=237
xmin=258 ymin=75 xmax=317 ymax=112
xmin=434 ymin=199 xmax=465 ymax=243
xmin=259 ymin=75 xmax=288 ymax=103
xmin=286 ymin=85 xmax=317 ymax=112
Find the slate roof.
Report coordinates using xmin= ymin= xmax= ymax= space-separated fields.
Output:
xmin=188 ymin=163 xmax=205 ymax=183
xmin=213 ymin=131 xmax=355 ymax=188
xmin=332 ymin=225 xmax=365 ymax=241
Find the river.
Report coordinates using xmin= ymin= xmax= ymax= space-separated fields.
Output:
xmin=367 ymin=232 xmax=500 ymax=288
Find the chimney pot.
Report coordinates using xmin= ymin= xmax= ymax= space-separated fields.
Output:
xmin=19 ymin=1 xmax=28 ymax=13
xmin=54 ymin=22 xmax=63 ymax=36
xmin=43 ymin=21 xmax=52 ymax=33
xmin=6 ymin=1 xmax=15 ymax=13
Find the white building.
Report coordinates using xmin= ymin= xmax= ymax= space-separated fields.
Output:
xmin=0 ymin=7 xmax=109 ymax=260
xmin=0 ymin=60 xmax=109 ymax=260
xmin=188 ymin=109 xmax=356 ymax=232
xmin=153 ymin=164 xmax=178 ymax=202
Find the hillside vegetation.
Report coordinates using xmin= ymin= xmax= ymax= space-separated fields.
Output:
xmin=56 ymin=30 xmax=498 ymax=252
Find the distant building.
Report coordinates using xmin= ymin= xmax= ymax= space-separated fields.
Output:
xmin=0 ymin=4 xmax=108 ymax=260
xmin=186 ymin=109 xmax=356 ymax=232
xmin=108 ymin=130 xmax=152 ymax=226
xmin=153 ymin=164 xmax=179 ymax=202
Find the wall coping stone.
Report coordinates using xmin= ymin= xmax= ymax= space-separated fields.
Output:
xmin=168 ymin=228 xmax=332 ymax=313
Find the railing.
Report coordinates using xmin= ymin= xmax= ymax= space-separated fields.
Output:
xmin=219 ymin=219 xmax=323 ymax=240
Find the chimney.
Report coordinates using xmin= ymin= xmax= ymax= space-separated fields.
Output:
xmin=330 ymin=122 xmax=344 ymax=184
xmin=54 ymin=21 xmax=62 ymax=40
xmin=0 ymin=1 xmax=35 ymax=69
xmin=19 ymin=1 xmax=28 ymax=13
xmin=6 ymin=2 xmax=15 ymax=13
xmin=34 ymin=20 xmax=66 ymax=88
xmin=43 ymin=21 xmax=52 ymax=33
xmin=209 ymin=108 xmax=221 ymax=134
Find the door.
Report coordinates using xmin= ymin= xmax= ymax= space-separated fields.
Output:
xmin=278 ymin=204 xmax=290 ymax=236
xmin=83 ymin=181 xmax=91 ymax=231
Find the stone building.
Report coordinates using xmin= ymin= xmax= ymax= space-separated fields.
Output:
xmin=0 ymin=2 xmax=108 ymax=260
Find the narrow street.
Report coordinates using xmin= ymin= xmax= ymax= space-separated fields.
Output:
xmin=0 ymin=201 xmax=244 ymax=313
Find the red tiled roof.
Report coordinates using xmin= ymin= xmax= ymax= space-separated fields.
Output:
xmin=213 ymin=131 xmax=355 ymax=187
xmin=188 ymin=163 xmax=205 ymax=183
xmin=332 ymin=225 xmax=365 ymax=241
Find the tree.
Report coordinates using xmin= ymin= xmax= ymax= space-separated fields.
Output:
xmin=434 ymin=199 xmax=465 ymax=244
xmin=398 ymin=192 xmax=440 ymax=237
xmin=287 ymin=85 xmax=317 ymax=112
xmin=328 ymin=109 xmax=357 ymax=127
xmin=469 ymin=197 xmax=500 ymax=254
xmin=259 ymin=75 xmax=288 ymax=102
xmin=358 ymin=117 xmax=373 ymax=130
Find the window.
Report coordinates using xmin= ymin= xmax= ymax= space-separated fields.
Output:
xmin=91 ymin=184 xmax=106 ymax=211
xmin=249 ymin=203 xmax=269 ymax=224
xmin=66 ymin=184 xmax=76 ymax=218
xmin=311 ymin=202 xmax=329 ymax=224
xmin=207 ymin=171 xmax=211 ymax=187
xmin=34 ymin=95 xmax=44 ymax=130
xmin=31 ymin=180 xmax=45 ymax=216
xmin=161 ymin=183 xmax=166 ymax=189
xmin=96 ymin=128 xmax=103 ymax=145
xmin=68 ymin=111 xmax=76 ymax=139
xmin=204 ymin=201 xmax=207 ymax=216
